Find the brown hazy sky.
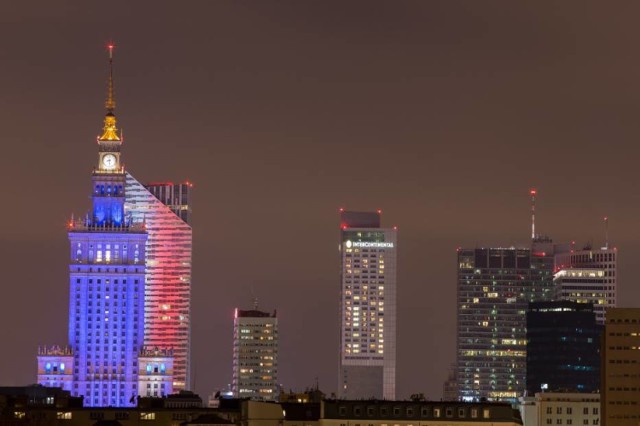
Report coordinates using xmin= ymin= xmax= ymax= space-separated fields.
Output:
xmin=2 ymin=1 xmax=640 ymax=400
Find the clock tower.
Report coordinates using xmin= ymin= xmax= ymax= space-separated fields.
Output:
xmin=92 ymin=45 xmax=126 ymax=227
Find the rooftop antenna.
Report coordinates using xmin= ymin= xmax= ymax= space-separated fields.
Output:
xmin=106 ymin=43 xmax=115 ymax=112
xmin=530 ymin=188 xmax=537 ymax=240
xmin=604 ymin=216 xmax=609 ymax=249
xmin=250 ymin=286 xmax=258 ymax=310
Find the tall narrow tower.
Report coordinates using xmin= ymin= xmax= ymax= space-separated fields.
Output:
xmin=338 ymin=210 xmax=397 ymax=400
xmin=67 ymin=46 xmax=149 ymax=407
xmin=37 ymin=47 xmax=174 ymax=406
xmin=124 ymin=177 xmax=193 ymax=391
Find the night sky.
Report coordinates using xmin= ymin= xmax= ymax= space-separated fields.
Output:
xmin=2 ymin=2 xmax=640 ymax=400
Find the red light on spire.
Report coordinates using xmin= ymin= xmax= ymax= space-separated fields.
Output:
xmin=377 ymin=209 xmax=382 ymax=214
xmin=339 ymin=207 xmax=345 ymax=213
xmin=107 ymin=43 xmax=115 ymax=59
xmin=530 ymin=188 xmax=537 ymax=196
xmin=393 ymin=225 xmax=398 ymax=230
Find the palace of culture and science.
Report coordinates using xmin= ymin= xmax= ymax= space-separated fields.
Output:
xmin=35 ymin=48 xmax=193 ymax=407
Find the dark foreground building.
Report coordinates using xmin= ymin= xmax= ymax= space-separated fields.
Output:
xmin=526 ymin=301 xmax=601 ymax=394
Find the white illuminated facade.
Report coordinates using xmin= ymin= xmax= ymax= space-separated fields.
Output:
xmin=554 ymin=246 xmax=617 ymax=325
xmin=232 ymin=307 xmax=278 ymax=401
xmin=137 ymin=347 xmax=174 ymax=397
xmin=339 ymin=210 xmax=397 ymax=400
xmin=125 ymin=173 xmax=193 ymax=391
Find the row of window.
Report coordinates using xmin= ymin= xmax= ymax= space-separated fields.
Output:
xmin=545 ymin=419 xmax=598 ymax=425
xmin=338 ymin=406 xmax=491 ymax=419
xmin=546 ymin=407 xmax=598 ymax=414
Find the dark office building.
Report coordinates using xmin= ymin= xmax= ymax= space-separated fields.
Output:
xmin=146 ymin=181 xmax=193 ymax=224
xmin=526 ymin=301 xmax=601 ymax=394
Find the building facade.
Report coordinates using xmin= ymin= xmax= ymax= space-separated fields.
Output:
xmin=526 ymin=301 xmax=601 ymax=394
xmin=554 ymin=246 xmax=617 ymax=325
xmin=338 ymin=210 xmax=397 ymax=400
xmin=145 ymin=181 xmax=192 ymax=225
xmin=602 ymin=308 xmax=640 ymax=426
xmin=518 ymin=392 xmax=600 ymax=426
xmin=124 ymin=175 xmax=193 ymax=391
xmin=320 ymin=400 xmax=522 ymax=426
xmin=232 ymin=308 xmax=278 ymax=401
xmin=36 ymin=346 xmax=74 ymax=392
xmin=456 ymin=247 xmax=558 ymax=402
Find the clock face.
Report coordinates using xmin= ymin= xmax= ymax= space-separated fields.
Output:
xmin=102 ymin=154 xmax=117 ymax=170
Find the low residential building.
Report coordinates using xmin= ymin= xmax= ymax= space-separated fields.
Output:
xmin=319 ymin=400 xmax=522 ymax=426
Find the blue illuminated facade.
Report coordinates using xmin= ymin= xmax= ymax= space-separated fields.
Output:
xmin=37 ymin=50 xmax=173 ymax=406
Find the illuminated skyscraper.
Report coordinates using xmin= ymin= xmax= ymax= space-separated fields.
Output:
xmin=554 ymin=244 xmax=617 ymax=325
xmin=232 ymin=306 xmax=278 ymax=401
xmin=36 ymin=48 xmax=173 ymax=406
xmin=338 ymin=210 xmax=397 ymax=400
xmin=456 ymin=248 xmax=546 ymax=402
xmin=125 ymin=176 xmax=193 ymax=391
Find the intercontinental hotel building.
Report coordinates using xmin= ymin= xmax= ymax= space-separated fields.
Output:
xmin=338 ymin=210 xmax=397 ymax=400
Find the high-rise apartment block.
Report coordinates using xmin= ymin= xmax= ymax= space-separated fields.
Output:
xmin=602 ymin=308 xmax=640 ymax=426
xmin=526 ymin=301 xmax=601 ymax=394
xmin=338 ymin=210 xmax=397 ymax=400
xmin=232 ymin=307 xmax=278 ymax=401
xmin=125 ymin=175 xmax=193 ymax=391
xmin=555 ymin=245 xmax=617 ymax=325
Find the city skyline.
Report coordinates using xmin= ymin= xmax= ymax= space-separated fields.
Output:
xmin=3 ymin=2 xmax=640 ymax=402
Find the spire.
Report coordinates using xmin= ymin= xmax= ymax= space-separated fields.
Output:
xmin=106 ymin=44 xmax=116 ymax=112
xmin=99 ymin=44 xmax=120 ymax=142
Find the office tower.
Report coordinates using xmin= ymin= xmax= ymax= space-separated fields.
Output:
xmin=456 ymin=248 xmax=533 ymax=402
xmin=555 ymin=245 xmax=617 ymax=325
xmin=601 ymin=308 xmax=640 ymax=426
xmin=232 ymin=306 xmax=278 ymax=401
xmin=145 ymin=182 xmax=192 ymax=224
xmin=338 ymin=210 xmax=397 ymax=400
xmin=526 ymin=301 xmax=601 ymax=394
xmin=125 ymin=175 xmax=193 ymax=391
xmin=36 ymin=48 xmax=173 ymax=406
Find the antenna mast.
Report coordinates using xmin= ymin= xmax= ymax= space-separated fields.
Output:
xmin=604 ymin=216 xmax=609 ymax=249
xmin=530 ymin=188 xmax=537 ymax=240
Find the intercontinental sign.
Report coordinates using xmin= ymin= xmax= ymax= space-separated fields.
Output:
xmin=345 ymin=240 xmax=394 ymax=249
